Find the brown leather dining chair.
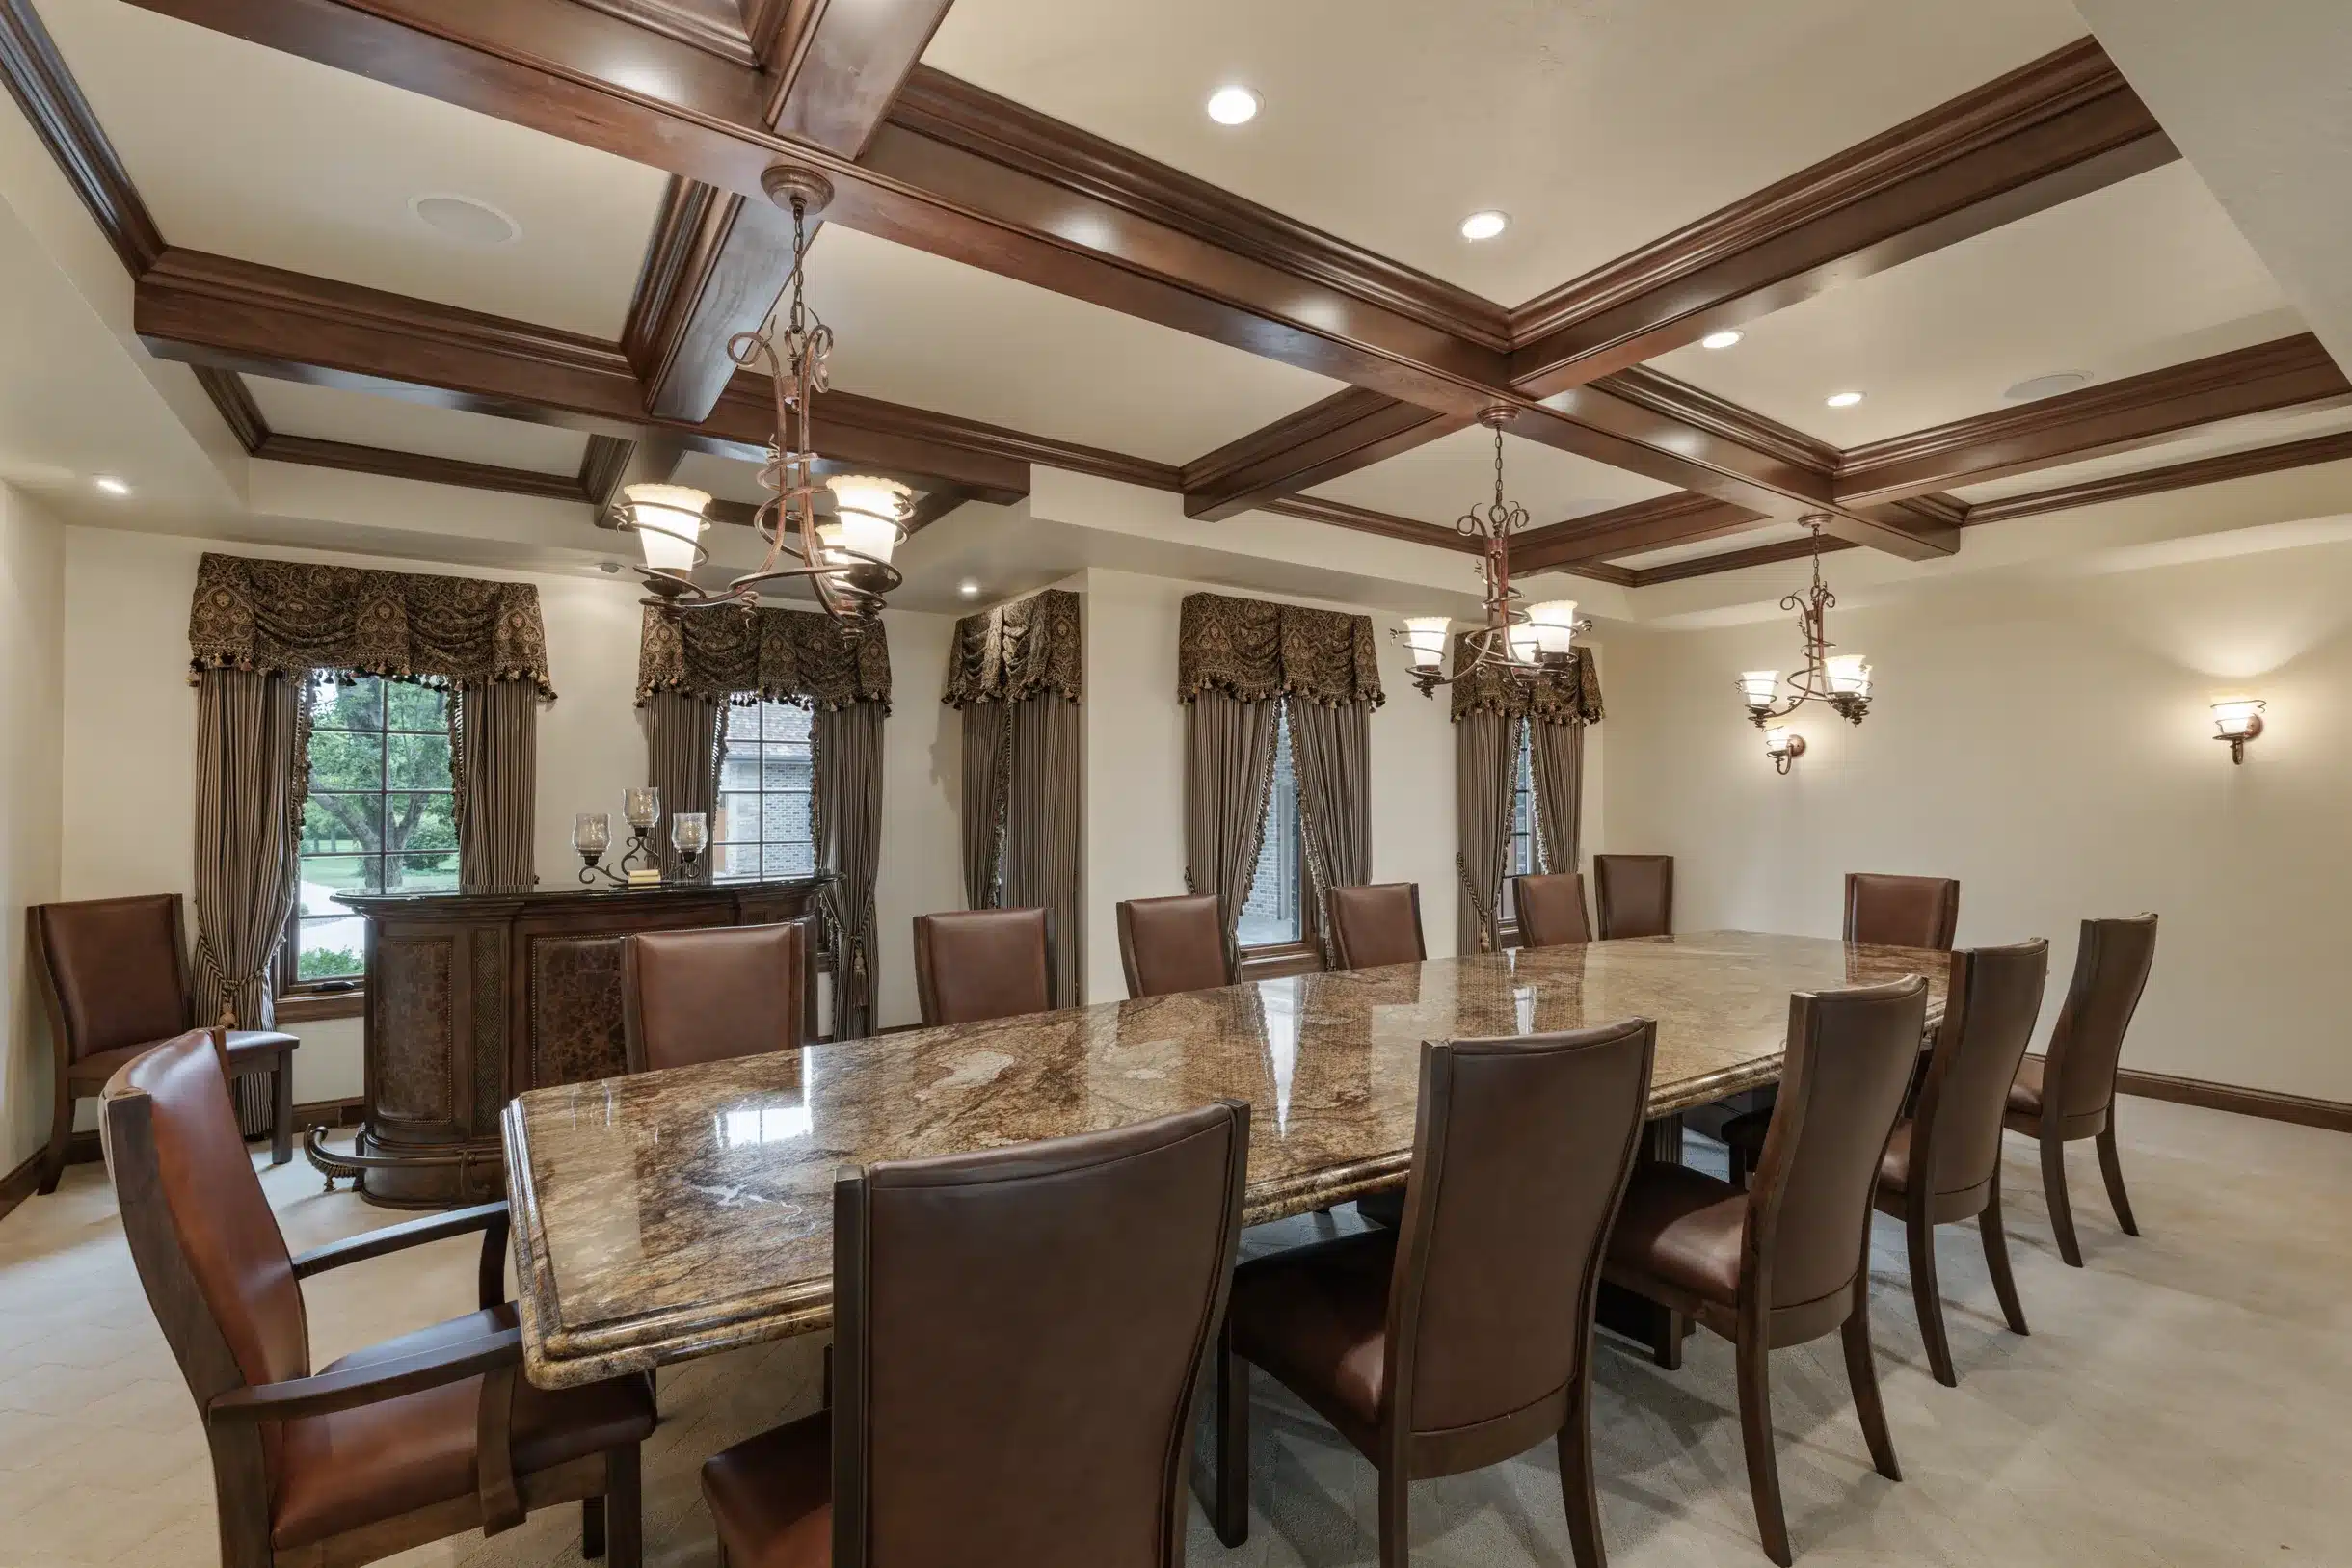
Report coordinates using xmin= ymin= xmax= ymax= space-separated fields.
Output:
xmin=699 ymin=1100 xmax=1249 ymax=1568
xmin=622 ymin=920 xmax=807 ymax=1073
xmin=2006 ymin=914 xmax=2159 ymax=1267
xmin=1211 ymin=1020 xmax=1654 ymax=1568
xmin=1726 ymin=941 xmax=2047 ymax=1386
xmin=1593 ymin=854 xmax=1673 ymax=940
xmin=1845 ymin=872 xmax=1961 ymax=949
xmin=1116 ymin=891 xmax=1235 ymax=997
xmin=1606 ymin=976 xmax=1928 ymax=1566
xmin=33 ymin=892 xmax=299 ymax=1194
xmin=912 ymin=907 xmax=1053 ymax=1025
xmin=1512 ymin=870 xmax=1591 ymax=948
xmin=1326 ymin=882 xmax=1427 ymax=970
xmin=101 ymin=1029 xmax=656 ymax=1568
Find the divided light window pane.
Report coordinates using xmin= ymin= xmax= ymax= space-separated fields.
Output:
xmin=716 ymin=701 xmax=815 ymax=882
xmin=1503 ymin=722 xmax=1535 ymax=921
xmin=1237 ymin=704 xmax=1304 ymax=949
xmin=293 ymin=674 xmax=455 ymax=986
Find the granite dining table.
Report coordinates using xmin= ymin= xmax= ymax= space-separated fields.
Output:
xmin=502 ymin=930 xmax=1948 ymax=1389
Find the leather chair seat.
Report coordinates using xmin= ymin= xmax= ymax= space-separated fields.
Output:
xmin=2006 ymin=1056 xmax=2045 ymax=1118
xmin=1604 ymin=1162 xmax=1746 ymax=1307
xmin=273 ymin=1305 xmax=656 ymax=1550
xmin=68 ymin=1028 xmax=296 ymax=1089
xmin=702 ymin=1412 xmax=832 ymax=1568
xmin=1228 ymin=1231 xmax=1396 ymax=1437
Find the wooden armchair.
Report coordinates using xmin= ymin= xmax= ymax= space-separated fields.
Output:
xmin=101 ymin=1029 xmax=654 ymax=1567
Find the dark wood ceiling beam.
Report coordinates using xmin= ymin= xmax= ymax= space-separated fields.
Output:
xmin=578 ymin=435 xmax=639 ymax=513
xmin=1960 ymin=427 xmax=2352 ymax=524
xmin=1628 ymin=533 xmax=1860 ymax=588
xmin=1509 ymin=40 xmax=2175 ymax=393
xmin=1181 ymin=391 xmax=1472 ymax=521
xmin=1511 ymin=492 xmax=1768 ymax=572
xmin=1257 ymin=493 xmax=1477 ymax=554
xmin=254 ymin=434 xmax=590 ymax=500
xmin=0 ymin=0 xmax=164 ymax=272
xmin=1835 ymin=333 xmax=2352 ymax=504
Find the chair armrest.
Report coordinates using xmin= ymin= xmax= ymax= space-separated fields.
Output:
xmin=291 ymin=1201 xmax=510 ymax=1280
xmin=205 ymin=1327 xmax=521 ymax=1425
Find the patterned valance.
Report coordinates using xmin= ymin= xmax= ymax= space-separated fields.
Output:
xmin=1446 ymin=644 xmax=1603 ymax=726
xmin=1176 ymin=592 xmax=1385 ymax=708
xmin=942 ymin=589 xmax=1082 ymax=707
xmin=635 ymin=604 xmax=891 ymax=710
xmin=188 ymin=552 xmax=555 ymax=697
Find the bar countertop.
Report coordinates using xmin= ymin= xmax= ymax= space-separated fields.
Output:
xmin=503 ymin=931 xmax=1947 ymax=1387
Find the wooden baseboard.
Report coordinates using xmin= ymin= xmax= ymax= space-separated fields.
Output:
xmin=2025 ymin=1053 xmax=2351 ymax=1135
xmin=0 ymin=1097 xmax=367 ymax=1226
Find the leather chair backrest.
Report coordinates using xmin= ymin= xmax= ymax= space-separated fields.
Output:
xmin=622 ymin=921 xmax=806 ymax=1074
xmin=1593 ymin=855 xmax=1672 ymax=940
xmin=1511 ymin=872 xmax=1590 ymax=948
xmin=35 ymin=894 xmax=192 ymax=1061
xmin=2046 ymin=915 xmax=2159 ymax=1121
xmin=1116 ymin=893 xmax=1232 ymax=998
xmin=1325 ymin=883 xmax=1425 ymax=971
xmin=913 ymin=908 xmax=1053 ymax=1026
xmin=104 ymin=1030 xmax=308 ymax=1476
xmin=1844 ymin=873 xmax=1961 ymax=950
xmin=1388 ymin=1021 xmax=1653 ymax=1439
xmin=1750 ymin=978 xmax=1929 ymax=1311
xmin=831 ymin=1101 xmax=1247 ymax=1568
xmin=1918 ymin=940 xmax=2048 ymax=1197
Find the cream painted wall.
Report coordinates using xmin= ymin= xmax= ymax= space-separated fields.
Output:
xmin=1599 ymin=538 xmax=2352 ymax=1104
xmin=56 ymin=528 xmax=963 ymax=1115
xmin=1 ymin=488 xmax=65 ymax=1172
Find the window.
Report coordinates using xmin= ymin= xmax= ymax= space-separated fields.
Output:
xmin=715 ymin=701 xmax=816 ymax=880
xmin=285 ymin=675 xmax=457 ymax=992
xmin=1501 ymin=720 xmax=1537 ymax=923
xmin=1237 ymin=704 xmax=1312 ymax=950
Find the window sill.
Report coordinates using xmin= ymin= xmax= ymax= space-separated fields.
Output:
xmin=1237 ymin=941 xmax=1323 ymax=983
xmin=277 ymin=990 xmax=366 ymax=1023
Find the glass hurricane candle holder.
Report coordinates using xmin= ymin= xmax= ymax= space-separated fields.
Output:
xmin=573 ymin=812 xmax=613 ymax=885
xmin=623 ymin=786 xmax=661 ymax=831
xmin=670 ymin=811 xmax=709 ymax=879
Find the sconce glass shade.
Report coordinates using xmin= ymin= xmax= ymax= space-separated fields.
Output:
xmin=819 ymin=475 xmax=910 ymax=565
xmin=1403 ymin=616 xmax=1451 ymax=671
xmin=1825 ymin=653 xmax=1872 ymax=698
xmin=623 ymin=786 xmax=661 ymax=831
xmin=2210 ymin=696 xmax=2265 ymax=738
xmin=1739 ymin=669 xmax=1780 ymax=710
xmin=1507 ymin=623 xmax=1542 ymax=664
xmin=1526 ymin=599 xmax=1580 ymax=656
xmin=572 ymin=811 xmax=611 ymax=857
xmin=1763 ymin=726 xmax=1797 ymax=757
xmin=622 ymin=483 xmax=711 ymax=571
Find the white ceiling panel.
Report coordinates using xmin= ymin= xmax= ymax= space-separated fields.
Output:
xmin=1952 ymin=402 xmax=2352 ymax=503
xmin=39 ymin=0 xmax=666 ymax=337
xmin=923 ymin=0 xmax=2087 ymax=306
xmin=246 ymin=380 xmax=588 ymax=476
xmin=1306 ymin=424 xmax=1676 ymax=527
xmin=1614 ymin=520 xmax=1810 ymax=571
xmin=795 ymin=224 xmax=1343 ymax=465
xmin=1648 ymin=164 xmax=2302 ymax=447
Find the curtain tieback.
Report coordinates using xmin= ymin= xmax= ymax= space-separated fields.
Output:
xmin=1454 ymin=851 xmax=1499 ymax=954
xmin=191 ymin=935 xmax=256 ymax=1028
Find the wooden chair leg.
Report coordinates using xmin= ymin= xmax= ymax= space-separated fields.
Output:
xmin=1733 ymin=1327 xmax=1791 ymax=1567
xmin=1840 ymin=1292 xmax=1902 ymax=1482
xmin=1725 ymin=1144 xmax=1749 ymax=1190
xmin=581 ymin=1496 xmax=605 ymax=1560
xmin=1905 ymin=1210 xmax=1957 ymax=1388
xmin=1979 ymin=1171 xmax=2029 ymax=1337
xmin=2039 ymin=1129 xmax=2083 ymax=1267
xmin=37 ymin=1083 xmax=74 ymax=1196
xmin=1212 ymin=1321 xmax=1249 ymax=1549
xmin=1376 ymin=1464 xmax=1411 ymax=1568
xmin=270 ymin=1058 xmax=294 ymax=1166
xmin=1650 ymin=1306 xmax=1683 ymax=1371
xmin=603 ymin=1445 xmax=642 ymax=1568
xmin=1556 ymin=1365 xmax=1608 ymax=1568
xmin=2095 ymin=1122 xmax=2140 ymax=1237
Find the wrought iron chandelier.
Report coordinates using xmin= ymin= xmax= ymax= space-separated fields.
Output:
xmin=1736 ymin=514 xmax=1872 ymax=730
xmin=612 ymin=164 xmax=908 ymax=628
xmin=1397 ymin=408 xmax=1587 ymax=697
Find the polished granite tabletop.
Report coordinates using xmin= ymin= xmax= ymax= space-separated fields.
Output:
xmin=503 ymin=930 xmax=1946 ymax=1387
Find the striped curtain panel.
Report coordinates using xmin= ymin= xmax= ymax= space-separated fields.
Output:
xmin=1288 ymin=698 xmax=1374 ymax=967
xmin=453 ymin=678 xmax=540 ymax=890
xmin=1455 ymin=710 xmax=1520 ymax=954
xmin=1182 ymin=689 xmax=1280 ymax=962
xmin=814 ymin=702 xmax=886 ymax=1039
xmin=999 ymin=693 xmax=1082 ymax=1008
xmin=642 ymin=690 xmax=723 ymax=879
xmin=1530 ymin=716 xmax=1587 ymax=876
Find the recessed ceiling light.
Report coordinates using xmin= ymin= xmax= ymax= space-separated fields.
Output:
xmin=93 ymin=476 xmax=130 ymax=495
xmin=1205 ymin=86 xmax=1259 ymax=125
xmin=1825 ymin=390 xmax=1864 ymax=409
xmin=411 ymin=194 xmax=520 ymax=247
xmin=1459 ymin=210 xmax=1510 ymax=242
xmin=1700 ymin=330 xmax=1744 ymax=350
xmin=2003 ymin=370 xmax=2090 ymax=402
xmin=958 ymin=578 xmax=981 ymax=598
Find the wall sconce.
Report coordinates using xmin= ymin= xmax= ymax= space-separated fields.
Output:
xmin=2210 ymin=696 xmax=2265 ymax=764
xmin=1763 ymin=726 xmax=1806 ymax=775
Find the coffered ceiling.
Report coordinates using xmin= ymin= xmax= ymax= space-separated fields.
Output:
xmin=1304 ymin=425 xmax=1675 ymax=529
xmin=246 ymin=380 xmax=590 ymax=477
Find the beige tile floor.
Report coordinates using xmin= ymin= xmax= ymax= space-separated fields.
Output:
xmin=2 ymin=1100 xmax=2346 ymax=1567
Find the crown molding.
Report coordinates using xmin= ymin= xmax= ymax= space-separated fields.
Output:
xmin=1627 ymin=532 xmax=1859 ymax=587
xmin=1512 ymin=492 xmax=1767 ymax=572
xmin=1257 ymin=493 xmax=1477 ymax=554
xmin=1961 ymin=426 xmax=2352 ymax=525
xmin=255 ymin=434 xmax=591 ymax=500
xmin=0 ymin=0 xmax=164 ymax=273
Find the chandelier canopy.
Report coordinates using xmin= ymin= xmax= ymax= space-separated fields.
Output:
xmin=1736 ymin=515 xmax=1872 ymax=731
xmin=613 ymin=164 xmax=907 ymax=630
xmin=1396 ymin=407 xmax=1587 ymax=698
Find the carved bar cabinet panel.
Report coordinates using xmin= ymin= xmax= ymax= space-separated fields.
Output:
xmin=329 ymin=880 xmax=829 ymax=1208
